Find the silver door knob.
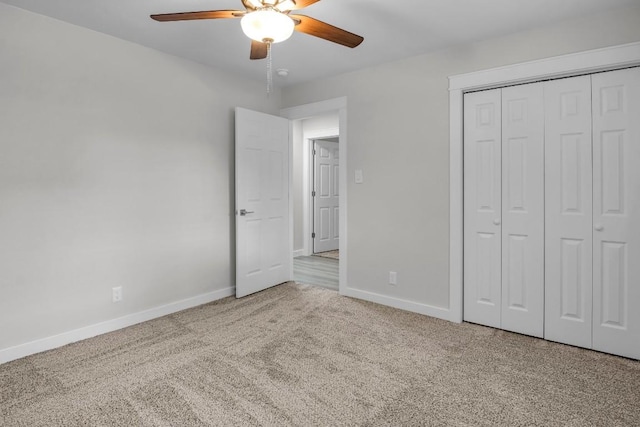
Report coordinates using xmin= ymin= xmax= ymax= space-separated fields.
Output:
xmin=594 ymin=224 xmax=604 ymax=232
xmin=493 ymin=218 xmax=501 ymax=226
xmin=239 ymin=209 xmax=254 ymax=216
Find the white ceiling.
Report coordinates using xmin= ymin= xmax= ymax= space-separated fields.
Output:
xmin=2 ymin=0 xmax=637 ymax=86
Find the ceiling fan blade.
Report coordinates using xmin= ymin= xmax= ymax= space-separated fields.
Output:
xmin=150 ymin=10 xmax=244 ymax=22
xmin=290 ymin=15 xmax=363 ymax=48
xmin=289 ymin=0 xmax=321 ymax=10
xmin=250 ymin=40 xmax=268 ymax=60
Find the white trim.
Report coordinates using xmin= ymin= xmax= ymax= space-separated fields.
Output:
xmin=281 ymin=97 xmax=348 ymax=295
xmin=343 ymin=287 xmax=450 ymax=320
xmin=0 ymin=287 xmax=234 ymax=365
xmin=280 ymin=97 xmax=346 ymax=120
xmin=449 ymin=42 xmax=640 ymax=91
xmin=288 ymin=117 xmax=295 ymax=279
xmin=448 ymin=41 xmax=640 ymax=324
xmin=449 ymin=88 xmax=464 ymax=323
xmin=293 ymin=249 xmax=304 ymax=258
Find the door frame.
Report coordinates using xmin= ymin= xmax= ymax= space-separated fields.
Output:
xmin=291 ymin=128 xmax=339 ymax=258
xmin=281 ymin=97 xmax=348 ymax=294
xmin=309 ymin=134 xmax=339 ymax=255
xmin=448 ymin=41 xmax=640 ymax=323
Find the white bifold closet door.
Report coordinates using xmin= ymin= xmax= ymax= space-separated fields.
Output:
xmin=545 ymin=68 xmax=640 ymax=359
xmin=501 ymin=83 xmax=544 ymax=337
xmin=591 ymin=68 xmax=640 ymax=360
xmin=463 ymin=88 xmax=502 ymax=329
xmin=464 ymin=83 xmax=544 ymax=338
xmin=465 ymin=67 xmax=640 ymax=359
xmin=544 ymin=75 xmax=594 ymax=349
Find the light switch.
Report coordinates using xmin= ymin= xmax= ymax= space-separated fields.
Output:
xmin=355 ymin=169 xmax=364 ymax=184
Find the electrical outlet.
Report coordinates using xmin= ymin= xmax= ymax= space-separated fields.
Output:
xmin=389 ymin=271 xmax=397 ymax=286
xmin=112 ymin=286 xmax=123 ymax=303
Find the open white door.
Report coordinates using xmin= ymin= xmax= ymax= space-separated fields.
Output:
xmin=235 ymin=107 xmax=290 ymax=298
xmin=313 ymin=139 xmax=339 ymax=253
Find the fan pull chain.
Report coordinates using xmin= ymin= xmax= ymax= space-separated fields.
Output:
xmin=266 ymin=41 xmax=273 ymax=96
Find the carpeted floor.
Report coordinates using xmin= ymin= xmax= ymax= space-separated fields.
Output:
xmin=2 ymin=282 xmax=639 ymax=426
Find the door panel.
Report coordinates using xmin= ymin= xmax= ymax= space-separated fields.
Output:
xmin=505 ymin=137 xmax=527 ymax=211
xmin=592 ymin=67 xmax=640 ymax=359
xmin=600 ymin=131 xmax=625 ymax=214
xmin=600 ymin=242 xmax=626 ymax=327
xmin=501 ymin=83 xmax=544 ymax=338
xmin=235 ymin=107 xmax=290 ymax=298
xmin=464 ymin=89 xmax=502 ymax=328
xmin=544 ymin=75 xmax=593 ymax=348
xmin=560 ymin=239 xmax=586 ymax=318
xmin=506 ymin=234 xmax=527 ymax=309
xmin=313 ymin=140 xmax=339 ymax=253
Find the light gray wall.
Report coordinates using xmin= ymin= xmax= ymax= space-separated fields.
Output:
xmin=0 ymin=4 xmax=279 ymax=351
xmin=281 ymin=4 xmax=640 ymax=310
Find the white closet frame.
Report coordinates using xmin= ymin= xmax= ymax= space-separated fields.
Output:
xmin=448 ymin=42 xmax=640 ymax=323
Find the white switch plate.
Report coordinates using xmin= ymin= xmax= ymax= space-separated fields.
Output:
xmin=355 ymin=169 xmax=364 ymax=184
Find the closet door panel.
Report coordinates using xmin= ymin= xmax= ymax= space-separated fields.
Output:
xmin=544 ymin=75 xmax=593 ymax=349
xmin=501 ymin=83 xmax=545 ymax=338
xmin=464 ymin=89 xmax=502 ymax=328
xmin=592 ymin=67 xmax=640 ymax=360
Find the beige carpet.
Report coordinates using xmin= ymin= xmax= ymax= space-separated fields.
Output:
xmin=2 ymin=283 xmax=639 ymax=426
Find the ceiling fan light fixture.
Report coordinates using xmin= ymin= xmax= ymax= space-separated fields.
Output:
xmin=241 ymin=9 xmax=295 ymax=43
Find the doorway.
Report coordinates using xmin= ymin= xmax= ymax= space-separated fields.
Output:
xmin=286 ymin=109 xmax=341 ymax=290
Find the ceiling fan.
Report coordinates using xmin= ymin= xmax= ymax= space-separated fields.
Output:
xmin=150 ymin=0 xmax=364 ymax=60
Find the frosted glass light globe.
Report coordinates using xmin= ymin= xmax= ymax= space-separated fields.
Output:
xmin=241 ymin=9 xmax=295 ymax=43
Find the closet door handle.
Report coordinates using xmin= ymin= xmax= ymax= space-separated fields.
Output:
xmin=594 ymin=224 xmax=604 ymax=232
xmin=493 ymin=218 xmax=501 ymax=226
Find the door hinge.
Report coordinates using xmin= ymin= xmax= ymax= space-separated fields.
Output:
xmin=312 ymin=190 xmax=316 ymax=197
xmin=313 ymin=149 xmax=316 ymax=156
xmin=312 ymin=232 xmax=316 ymax=238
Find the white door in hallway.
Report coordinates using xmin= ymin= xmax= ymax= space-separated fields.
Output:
xmin=313 ymin=139 xmax=339 ymax=253
xmin=592 ymin=67 xmax=640 ymax=360
xmin=463 ymin=89 xmax=502 ymax=329
xmin=235 ymin=107 xmax=291 ymax=298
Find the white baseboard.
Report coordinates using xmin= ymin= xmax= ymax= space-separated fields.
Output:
xmin=292 ymin=249 xmax=305 ymax=258
xmin=342 ymin=287 xmax=454 ymax=322
xmin=0 ymin=286 xmax=235 ymax=365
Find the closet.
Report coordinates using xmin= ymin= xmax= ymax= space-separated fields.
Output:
xmin=463 ymin=67 xmax=640 ymax=360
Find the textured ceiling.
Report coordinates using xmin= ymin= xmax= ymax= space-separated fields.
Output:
xmin=1 ymin=0 xmax=637 ymax=86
